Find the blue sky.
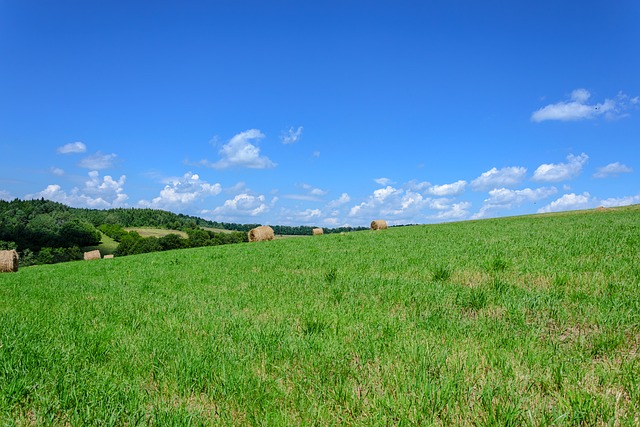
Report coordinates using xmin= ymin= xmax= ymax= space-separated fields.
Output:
xmin=1 ymin=1 xmax=639 ymax=227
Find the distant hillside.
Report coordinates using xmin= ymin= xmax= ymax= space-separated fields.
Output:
xmin=0 ymin=198 xmax=367 ymax=266
xmin=0 ymin=199 xmax=251 ymax=264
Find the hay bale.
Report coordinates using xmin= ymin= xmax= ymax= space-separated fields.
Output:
xmin=248 ymin=225 xmax=275 ymax=242
xmin=312 ymin=228 xmax=324 ymax=236
xmin=84 ymin=250 xmax=101 ymax=260
xmin=103 ymin=254 xmax=114 ymax=259
xmin=370 ymin=220 xmax=388 ymax=230
xmin=0 ymin=250 xmax=19 ymax=273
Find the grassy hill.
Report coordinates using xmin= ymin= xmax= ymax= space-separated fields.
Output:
xmin=1 ymin=206 xmax=639 ymax=425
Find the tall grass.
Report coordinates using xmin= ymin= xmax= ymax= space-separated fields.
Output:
xmin=1 ymin=206 xmax=639 ymax=425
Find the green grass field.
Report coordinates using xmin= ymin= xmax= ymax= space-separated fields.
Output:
xmin=1 ymin=206 xmax=639 ymax=425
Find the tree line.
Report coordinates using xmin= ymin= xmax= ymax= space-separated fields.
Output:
xmin=0 ymin=199 xmax=248 ymax=266
xmin=0 ymin=198 xmax=367 ymax=266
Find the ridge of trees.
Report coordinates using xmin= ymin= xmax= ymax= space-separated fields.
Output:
xmin=0 ymin=198 xmax=367 ymax=266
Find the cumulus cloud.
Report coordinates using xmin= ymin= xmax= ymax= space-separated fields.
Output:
xmin=84 ymin=171 xmax=128 ymax=204
xmin=208 ymin=193 xmax=270 ymax=218
xmin=349 ymin=186 xmax=400 ymax=217
xmin=327 ymin=193 xmax=350 ymax=208
xmin=348 ymin=186 xmax=432 ymax=223
xmin=600 ymin=194 xmax=640 ymax=207
xmin=593 ymin=162 xmax=632 ymax=178
xmin=430 ymin=201 xmax=471 ymax=221
xmin=295 ymin=208 xmax=322 ymax=222
xmin=485 ymin=187 xmax=558 ymax=206
xmin=203 ymin=129 xmax=276 ymax=169
xmin=26 ymin=171 xmax=128 ymax=209
xmin=281 ymin=126 xmax=303 ymax=144
xmin=375 ymin=177 xmax=393 ymax=186
xmin=537 ymin=192 xmax=595 ymax=213
xmin=138 ymin=172 xmax=222 ymax=209
xmin=407 ymin=180 xmax=431 ymax=191
xmin=532 ymin=153 xmax=588 ymax=182
xmin=79 ymin=152 xmax=117 ymax=170
xmin=57 ymin=141 xmax=87 ymax=154
xmin=531 ymin=89 xmax=638 ymax=122
xmin=51 ymin=167 xmax=65 ymax=176
xmin=472 ymin=186 xmax=558 ymax=219
xmin=425 ymin=180 xmax=467 ymax=196
xmin=471 ymin=166 xmax=527 ymax=191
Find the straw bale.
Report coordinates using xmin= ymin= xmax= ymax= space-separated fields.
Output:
xmin=0 ymin=250 xmax=19 ymax=273
xmin=103 ymin=254 xmax=114 ymax=259
xmin=248 ymin=225 xmax=275 ymax=242
xmin=370 ymin=220 xmax=388 ymax=230
xmin=312 ymin=228 xmax=324 ymax=236
xmin=84 ymin=250 xmax=101 ymax=260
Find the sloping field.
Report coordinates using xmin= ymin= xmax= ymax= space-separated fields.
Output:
xmin=124 ymin=227 xmax=188 ymax=239
xmin=1 ymin=206 xmax=639 ymax=425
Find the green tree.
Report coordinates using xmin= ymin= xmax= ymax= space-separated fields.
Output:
xmin=159 ymin=233 xmax=185 ymax=251
xmin=60 ymin=220 xmax=101 ymax=247
xmin=186 ymin=228 xmax=210 ymax=248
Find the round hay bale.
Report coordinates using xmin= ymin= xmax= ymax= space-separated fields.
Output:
xmin=248 ymin=225 xmax=275 ymax=242
xmin=370 ymin=220 xmax=388 ymax=230
xmin=84 ymin=250 xmax=101 ymax=260
xmin=312 ymin=227 xmax=324 ymax=236
xmin=0 ymin=250 xmax=19 ymax=273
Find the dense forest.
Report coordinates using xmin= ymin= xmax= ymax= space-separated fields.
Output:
xmin=0 ymin=199 xmax=367 ymax=266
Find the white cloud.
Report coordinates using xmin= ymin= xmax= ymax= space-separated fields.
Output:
xmin=472 ymin=186 xmax=558 ymax=219
xmin=84 ymin=170 xmax=128 ymax=204
xmin=348 ymin=186 xmax=430 ymax=222
xmin=532 ymin=153 xmax=588 ymax=182
xmin=531 ymin=89 xmax=615 ymax=122
xmin=570 ymin=88 xmax=590 ymax=103
xmin=302 ymin=183 xmax=327 ymax=196
xmin=426 ymin=180 xmax=467 ymax=196
xmin=593 ymin=162 xmax=632 ymax=178
xmin=26 ymin=171 xmax=128 ymax=209
xmin=204 ymin=129 xmax=276 ymax=169
xmin=138 ymin=172 xmax=222 ymax=209
xmin=57 ymin=141 xmax=86 ymax=154
xmin=295 ymin=208 xmax=322 ymax=222
xmin=281 ymin=126 xmax=303 ymax=144
xmin=51 ymin=167 xmax=65 ymax=176
xmin=430 ymin=202 xmax=471 ymax=221
xmin=0 ymin=190 xmax=14 ymax=201
xmin=375 ymin=177 xmax=393 ymax=186
xmin=407 ymin=180 xmax=431 ymax=191
xmin=373 ymin=186 xmax=403 ymax=202
xmin=323 ymin=217 xmax=340 ymax=226
xmin=600 ymin=195 xmax=640 ymax=207
xmin=208 ymin=193 xmax=269 ymax=218
xmin=484 ymin=187 xmax=558 ymax=206
xmin=537 ymin=192 xmax=595 ymax=213
xmin=471 ymin=166 xmax=527 ymax=191
xmin=283 ymin=184 xmax=328 ymax=201
xmin=79 ymin=152 xmax=117 ymax=170
xmin=531 ymin=89 xmax=638 ymax=122
xmin=327 ymin=193 xmax=350 ymax=208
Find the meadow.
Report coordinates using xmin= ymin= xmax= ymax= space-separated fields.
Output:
xmin=1 ymin=206 xmax=639 ymax=425
xmin=123 ymin=227 xmax=189 ymax=239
